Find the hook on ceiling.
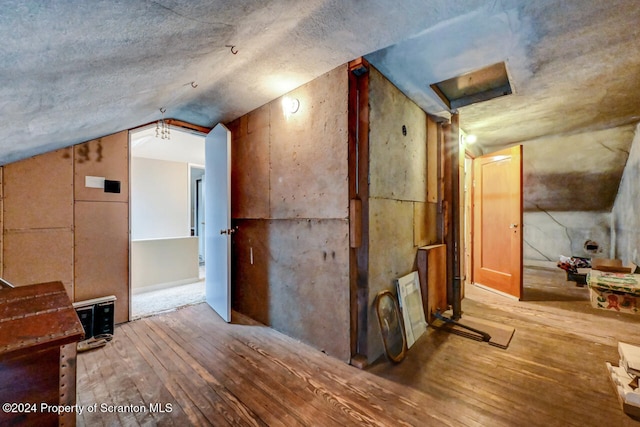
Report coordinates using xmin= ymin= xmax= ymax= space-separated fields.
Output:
xmin=225 ymin=44 xmax=238 ymax=55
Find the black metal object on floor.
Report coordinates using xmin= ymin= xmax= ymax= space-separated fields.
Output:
xmin=433 ymin=310 xmax=492 ymax=342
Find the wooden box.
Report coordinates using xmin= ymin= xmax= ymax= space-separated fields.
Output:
xmin=0 ymin=282 xmax=84 ymax=426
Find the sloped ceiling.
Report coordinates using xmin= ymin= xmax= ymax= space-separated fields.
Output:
xmin=2 ymin=0 xmax=639 ymax=212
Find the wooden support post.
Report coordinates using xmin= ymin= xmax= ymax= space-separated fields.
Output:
xmin=442 ymin=123 xmax=453 ymax=307
xmin=449 ymin=113 xmax=462 ymax=319
xmin=348 ymin=58 xmax=370 ymax=367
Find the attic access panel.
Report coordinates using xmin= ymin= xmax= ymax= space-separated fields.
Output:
xmin=431 ymin=62 xmax=512 ymax=110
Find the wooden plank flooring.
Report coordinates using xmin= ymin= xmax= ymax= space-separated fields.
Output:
xmin=77 ymin=267 xmax=640 ymax=426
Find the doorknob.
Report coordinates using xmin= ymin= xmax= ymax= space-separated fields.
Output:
xmin=509 ymin=224 xmax=519 ymax=229
xmin=220 ymin=226 xmax=238 ymax=235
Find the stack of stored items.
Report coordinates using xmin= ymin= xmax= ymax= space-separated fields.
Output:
xmin=557 ymin=255 xmax=591 ymax=285
xmin=587 ymin=269 xmax=640 ymax=314
xmin=607 ymin=342 xmax=640 ymax=418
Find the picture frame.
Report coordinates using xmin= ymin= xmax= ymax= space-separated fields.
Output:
xmin=396 ymin=271 xmax=428 ymax=348
xmin=375 ymin=290 xmax=407 ymax=363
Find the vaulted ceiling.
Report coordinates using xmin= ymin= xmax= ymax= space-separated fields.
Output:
xmin=3 ymin=0 xmax=639 ymax=211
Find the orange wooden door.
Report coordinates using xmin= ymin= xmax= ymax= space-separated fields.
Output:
xmin=472 ymin=145 xmax=523 ymax=299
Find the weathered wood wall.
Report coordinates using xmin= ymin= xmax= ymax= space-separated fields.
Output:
xmin=1 ymin=131 xmax=129 ymax=323
xmin=366 ymin=66 xmax=439 ymax=362
xmin=229 ymin=65 xmax=351 ymax=361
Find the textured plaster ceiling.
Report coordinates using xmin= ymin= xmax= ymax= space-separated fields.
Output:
xmin=2 ymin=0 xmax=639 ymax=212
xmin=366 ymin=0 xmax=640 ymax=212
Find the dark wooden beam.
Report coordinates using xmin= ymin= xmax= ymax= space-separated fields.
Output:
xmin=348 ymin=57 xmax=370 ymax=367
xmin=129 ymin=119 xmax=212 ymax=135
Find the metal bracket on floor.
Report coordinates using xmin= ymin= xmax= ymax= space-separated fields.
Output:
xmin=433 ymin=310 xmax=492 ymax=342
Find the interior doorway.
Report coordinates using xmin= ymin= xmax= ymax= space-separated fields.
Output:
xmin=472 ymin=145 xmax=523 ymax=299
xmin=190 ymin=166 xmax=206 ymax=264
xmin=129 ymin=125 xmax=207 ymax=318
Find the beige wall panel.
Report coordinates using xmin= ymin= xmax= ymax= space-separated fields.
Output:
xmin=414 ymin=202 xmax=439 ymax=247
xmin=74 ymin=201 xmax=129 ymax=324
xmin=231 ymin=121 xmax=270 ymax=219
xmin=369 ymin=67 xmax=427 ymax=202
xmin=3 ymin=229 xmax=74 ymax=298
xmin=427 ymin=115 xmax=439 ymax=203
xmin=269 ymin=65 xmax=349 ymax=220
xmin=247 ymin=104 xmax=270 ymax=135
xmin=74 ymin=131 xmax=128 ymax=203
xmin=0 ymin=166 xmax=3 ymax=278
xmin=227 ymin=114 xmax=248 ymax=140
xmin=414 ymin=202 xmax=429 ymax=247
xmin=417 ymin=243 xmax=447 ymax=323
xmin=367 ymin=198 xmax=417 ymax=361
xmin=231 ymin=219 xmax=270 ymax=325
xmin=234 ymin=218 xmax=350 ymax=362
xmin=3 ymin=148 xmax=73 ymax=230
xmin=426 ymin=202 xmax=439 ymax=245
xmin=131 ymin=237 xmax=199 ymax=292
xmin=267 ymin=219 xmax=350 ymax=362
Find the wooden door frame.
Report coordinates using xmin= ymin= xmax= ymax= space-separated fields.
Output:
xmin=348 ymin=58 xmax=370 ymax=367
xmin=464 ymin=150 xmax=475 ymax=288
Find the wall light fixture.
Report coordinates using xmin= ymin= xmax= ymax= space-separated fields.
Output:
xmin=282 ymin=96 xmax=300 ymax=116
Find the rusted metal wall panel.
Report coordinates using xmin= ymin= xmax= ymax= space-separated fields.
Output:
xmin=367 ymin=198 xmax=416 ymax=360
xmin=232 ymin=218 xmax=351 ymax=361
xmin=269 ymin=66 xmax=349 ymax=220
xmin=230 ymin=104 xmax=270 ymax=219
xmin=267 ymin=219 xmax=350 ymax=361
xmin=231 ymin=219 xmax=270 ymax=325
xmin=232 ymin=217 xmax=351 ymax=356
xmin=365 ymin=66 xmax=437 ymax=363
xmin=368 ymin=67 xmax=427 ymax=202
xmin=230 ymin=65 xmax=351 ymax=361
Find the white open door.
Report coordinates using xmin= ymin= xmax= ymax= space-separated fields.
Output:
xmin=204 ymin=123 xmax=232 ymax=322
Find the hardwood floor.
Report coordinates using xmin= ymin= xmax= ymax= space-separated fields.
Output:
xmin=77 ymin=267 xmax=640 ymax=426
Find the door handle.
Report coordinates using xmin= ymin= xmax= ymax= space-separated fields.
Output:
xmin=220 ymin=226 xmax=238 ymax=235
xmin=509 ymin=224 xmax=519 ymax=229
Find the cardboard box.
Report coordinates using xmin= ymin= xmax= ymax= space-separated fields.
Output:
xmin=590 ymin=286 xmax=639 ymax=314
xmin=592 ymin=258 xmax=636 ymax=274
xmin=606 ymin=362 xmax=640 ymax=418
xmin=588 ymin=270 xmax=640 ymax=314
xmin=619 ymin=342 xmax=640 ymax=377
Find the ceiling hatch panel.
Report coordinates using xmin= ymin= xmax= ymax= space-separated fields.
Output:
xmin=430 ymin=62 xmax=513 ymax=110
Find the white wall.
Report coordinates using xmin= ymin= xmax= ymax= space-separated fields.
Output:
xmin=524 ymin=210 xmax=611 ymax=266
xmin=131 ymin=157 xmax=190 ymax=240
xmin=612 ymin=124 xmax=640 ymax=266
xmin=131 ymin=237 xmax=200 ymax=293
